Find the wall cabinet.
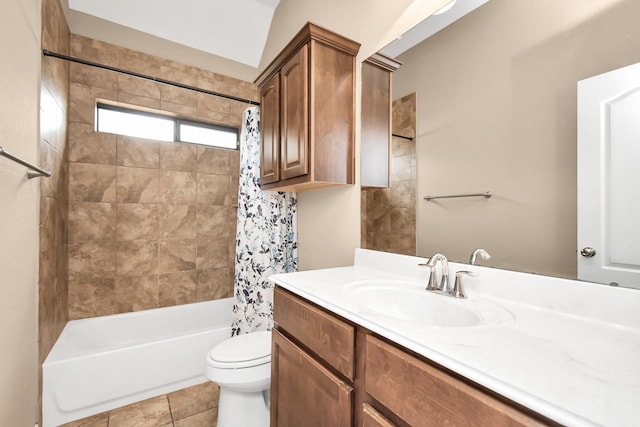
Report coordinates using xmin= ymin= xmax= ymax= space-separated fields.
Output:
xmin=361 ymin=53 xmax=401 ymax=188
xmin=255 ymin=23 xmax=360 ymax=192
xmin=272 ymin=286 xmax=556 ymax=427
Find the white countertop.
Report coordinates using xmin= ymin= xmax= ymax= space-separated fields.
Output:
xmin=269 ymin=249 xmax=640 ymax=427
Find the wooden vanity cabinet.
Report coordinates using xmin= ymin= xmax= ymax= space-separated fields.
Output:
xmin=361 ymin=53 xmax=401 ymax=188
xmin=272 ymin=287 xmax=355 ymax=426
xmin=255 ymin=23 xmax=360 ymax=192
xmin=272 ymin=286 xmax=553 ymax=427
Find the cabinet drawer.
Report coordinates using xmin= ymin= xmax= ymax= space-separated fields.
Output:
xmin=271 ymin=329 xmax=353 ymax=427
xmin=274 ymin=287 xmax=355 ymax=380
xmin=363 ymin=404 xmax=396 ymax=427
xmin=365 ymin=335 xmax=545 ymax=427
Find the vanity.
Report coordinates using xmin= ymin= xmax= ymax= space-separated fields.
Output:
xmin=268 ymin=249 xmax=640 ymax=426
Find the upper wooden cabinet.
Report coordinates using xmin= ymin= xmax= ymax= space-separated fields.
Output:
xmin=361 ymin=53 xmax=401 ymax=188
xmin=255 ymin=23 xmax=360 ymax=192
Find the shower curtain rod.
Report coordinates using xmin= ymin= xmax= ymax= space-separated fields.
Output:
xmin=42 ymin=50 xmax=260 ymax=106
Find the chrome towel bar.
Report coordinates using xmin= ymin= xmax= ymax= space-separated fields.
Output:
xmin=424 ymin=191 xmax=491 ymax=201
xmin=0 ymin=145 xmax=52 ymax=179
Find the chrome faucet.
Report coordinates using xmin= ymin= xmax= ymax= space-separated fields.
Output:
xmin=469 ymin=248 xmax=491 ymax=265
xmin=419 ymin=253 xmax=450 ymax=292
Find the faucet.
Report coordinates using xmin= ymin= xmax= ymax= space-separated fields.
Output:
xmin=469 ymin=248 xmax=491 ymax=265
xmin=419 ymin=253 xmax=450 ymax=292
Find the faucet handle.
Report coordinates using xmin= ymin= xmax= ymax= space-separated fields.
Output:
xmin=447 ymin=270 xmax=478 ymax=298
xmin=418 ymin=262 xmax=441 ymax=291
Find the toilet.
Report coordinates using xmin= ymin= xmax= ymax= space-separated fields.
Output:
xmin=205 ymin=330 xmax=272 ymax=427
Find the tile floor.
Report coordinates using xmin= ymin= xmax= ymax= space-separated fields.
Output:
xmin=61 ymin=382 xmax=219 ymax=427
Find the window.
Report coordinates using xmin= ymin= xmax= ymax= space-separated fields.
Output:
xmin=96 ymin=103 xmax=239 ymax=149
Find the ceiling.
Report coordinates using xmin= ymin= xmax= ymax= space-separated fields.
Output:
xmin=65 ymin=0 xmax=280 ymax=78
xmin=61 ymin=0 xmax=488 ymax=81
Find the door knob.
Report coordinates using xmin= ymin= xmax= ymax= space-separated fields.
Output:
xmin=580 ymin=247 xmax=596 ymax=257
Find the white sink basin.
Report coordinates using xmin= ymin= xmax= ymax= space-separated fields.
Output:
xmin=344 ymin=279 xmax=513 ymax=328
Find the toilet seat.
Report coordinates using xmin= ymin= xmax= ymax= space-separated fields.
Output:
xmin=207 ymin=330 xmax=271 ymax=369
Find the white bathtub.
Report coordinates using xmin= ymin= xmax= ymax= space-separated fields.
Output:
xmin=43 ymin=298 xmax=233 ymax=427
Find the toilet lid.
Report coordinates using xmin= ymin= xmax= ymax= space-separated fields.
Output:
xmin=208 ymin=330 xmax=272 ymax=369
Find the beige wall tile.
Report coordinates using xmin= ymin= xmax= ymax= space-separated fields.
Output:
xmin=390 ymin=181 xmax=416 ymax=208
xmin=159 ymin=271 xmax=197 ymax=307
xmin=196 ymin=238 xmax=229 ymax=270
xmin=69 ymin=202 xmax=116 ymax=242
xmin=196 ymin=146 xmax=230 ymax=175
xmin=118 ymin=75 xmax=162 ymax=100
xmin=390 ymin=155 xmax=412 ymax=182
xmin=69 ymin=123 xmax=117 ymax=164
xmin=115 ymin=275 xmax=159 ymax=313
xmin=160 ymin=84 xmax=198 ymax=107
xmin=158 ymin=171 xmax=197 ymax=205
xmin=116 ymin=240 xmax=159 ymax=277
xmin=117 ymin=92 xmax=161 ymax=110
xmin=161 ymin=100 xmax=198 ymax=118
xmin=69 ymin=241 xmax=116 ymax=280
xmin=229 ymin=150 xmax=240 ymax=177
xmin=71 ymin=35 xmax=119 ymax=67
xmin=196 ymin=267 xmax=233 ymax=302
xmin=69 ymin=82 xmax=117 ymax=124
xmin=159 ymin=239 xmax=197 ymax=273
xmin=116 ymin=166 xmax=160 ymax=203
xmin=160 ymin=63 xmax=198 ymax=87
xmin=69 ymin=163 xmax=117 ymax=203
xmin=67 ymin=35 xmax=254 ymax=319
xmin=196 ymin=206 xmax=233 ymax=238
xmin=70 ymin=62 xmax=118 ymax=90
xmin=116 ymin=136 xmax=160 ymax=168
xmin=390 ymin=208 xmax=416 ymax=235
xmin=108 ymin=395 xmax=172 ymax=427
xmin=159 ymin=205 xmax=197 ymax=239
xmin=160 ymin=142 xmax=197 ymax=172
xmin=116 ymin=203 xmax=160 ymax=240
xmin=196 ymin=174 xmax=230 ymax=206
xmin=117 ymin=49 xmax=161 ymax=77
xmin=68 ymin=277 xmax=115 ymax=320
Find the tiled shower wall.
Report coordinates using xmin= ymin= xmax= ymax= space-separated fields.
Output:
xmin=67 ymin=35 xmax=259 ymax=319
xmin=361 ymin=93 xmax=417 ymax=255
xmin=40 ymin=0 xmax=70 ymax=385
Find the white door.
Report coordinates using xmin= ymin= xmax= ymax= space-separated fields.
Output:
xmin=578 ymin=62 xmax=640 ymax=290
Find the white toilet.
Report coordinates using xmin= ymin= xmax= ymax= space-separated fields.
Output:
xmin=205 ymin=330 xmax=272 ymax=427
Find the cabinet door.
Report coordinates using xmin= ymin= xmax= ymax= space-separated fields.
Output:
xmin=363 ymin=404 xmax=396 ymax=427
xmin=280 ymin=44 xmax=309 ymax=180
xmin=271 ymin=328 xmax=352 ymax=427
xmin=365 ymin=336 xmax=545 ymax=427
xmin=260 ymin=73 xmax=280 ymax=185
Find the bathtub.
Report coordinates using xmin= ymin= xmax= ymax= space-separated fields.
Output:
xmin=43 ymin=298 xmax=233 ymax=427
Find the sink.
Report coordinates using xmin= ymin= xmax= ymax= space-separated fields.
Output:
xmin=344 ymin=279 xmax=513 ymax=328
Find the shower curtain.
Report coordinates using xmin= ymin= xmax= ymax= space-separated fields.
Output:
xmin=231 ymin=106 xmax=298 ymax=336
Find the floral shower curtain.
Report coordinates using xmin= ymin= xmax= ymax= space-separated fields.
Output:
xmin=231 ymin=106 xmax=298 ymax=336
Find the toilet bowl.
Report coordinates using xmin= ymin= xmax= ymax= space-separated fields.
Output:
xmin=205 ymin=330 xmax=272 ymax=427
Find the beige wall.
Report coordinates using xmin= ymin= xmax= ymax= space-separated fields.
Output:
xmin=261 ymin=0 xmax=451 ymax=271
xmin=0 ymin=0 xmax=40 ymax=424
xmin=66 ymin=35 xmax=257 ymax=319
xmin=393 ymin=0 xmax=640 ymax=278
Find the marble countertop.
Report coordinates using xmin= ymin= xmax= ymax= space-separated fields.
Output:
xmin=269 ymin=249 xmax=640 ymax=427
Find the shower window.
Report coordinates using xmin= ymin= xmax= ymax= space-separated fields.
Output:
xmin=96 ymin=103 xmax=239 ymax=149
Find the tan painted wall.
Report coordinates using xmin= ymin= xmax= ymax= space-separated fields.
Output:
xmin=393 ymin=0 xmax=640 ymax=278
xmin=0 ymin=0 xmax=41 ymax=424
xmin=261 ymin=0 xmax=451 ymax=271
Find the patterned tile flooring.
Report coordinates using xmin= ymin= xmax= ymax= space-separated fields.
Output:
xmin=61 ymin=382 xmax=219 ymax=427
